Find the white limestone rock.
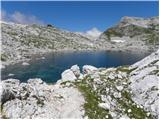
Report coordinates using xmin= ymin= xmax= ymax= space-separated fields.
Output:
xmin=98 ymin=103 xmax=110 ymax=110
xmin=129 ymin=51 xmax=159 ymax=117
xmin=1 ymin=79 xmax=20 ymax=103
xmin=113 ymin=92 xmax=122 ymax=98
xmin=108 ymin=72 xmax=115 ymax=80
xmin=82 ymin=65 xmax=97 ymax=74
xmin=127 ymin=109 xmax=132 ymax=113
xmin=78 ymin=73 xmax=84 ymax=79
xmin=116 ymin=86 xmax=123 ymax=91
xmin=1 ymin=78 xmax=85 ymax=119
xmin=61 ymin=69 xmax=77 ymax=81
xmin=70 ymin=65 xmax=80 ymax=78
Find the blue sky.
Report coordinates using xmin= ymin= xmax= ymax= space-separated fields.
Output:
xmin=1 ymin=1 xmax=159 ymax=32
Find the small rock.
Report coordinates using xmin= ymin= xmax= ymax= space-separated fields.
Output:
xmin=120 ymin=114 xmax=130 ymax=119
xmin=41 ymin=57 xmax=45 ymax=59
xmin=127 ymin=109 xmax=132 ymax=113
xmin=116 ymin=86 xmax=123 ymax=91
xmin=117 ymin=74 xmax=123 ymax=79
xmin=94 ymin=78 xmax=103 ymax=85
xmin=147 ymin=112 xmax=150 ymax=116
xmin=122 ymin=82 xmax=127 ymax=85
xmin=8 ymin=73 xmax=15 ymax=77
xmin=105 ymin=115 xmax=109 ymax=118
xmin=140 ymin=105 xmax=143 ymax=109
xmin=108 ymin=73 xmax=115 ymax=80
xmin=98 ymin=103 xmax=110 ymax=110
xmin=106 ymin=87 xmax=110 ymax=93
xmin=113 ymin=92 xmax=121 ymax=98
xmin=110 ymin=111 xmax=117 ymax=118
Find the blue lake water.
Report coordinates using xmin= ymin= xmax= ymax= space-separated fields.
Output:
xmin=1 ymin=51 xmax=150 ymax=83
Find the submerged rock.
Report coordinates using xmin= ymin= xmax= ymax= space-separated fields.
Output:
xmin=8 ymin=73 xmax=15 ymax=77
xmin=22 ymin=62 xmax=30 ymax=66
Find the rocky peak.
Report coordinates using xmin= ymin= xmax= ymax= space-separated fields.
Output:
xmin=119 ymin=16 xmax=159 ymax=28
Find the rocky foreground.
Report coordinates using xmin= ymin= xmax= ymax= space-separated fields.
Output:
xmin=0 ymin=51 xmax=159 ymax=119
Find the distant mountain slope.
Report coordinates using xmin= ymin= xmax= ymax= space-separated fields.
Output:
xmin=1 ymin=22 xmax=96 ymax=65
xmin=1 ymin=16 xmax=159 ymax=65
xmin=96 ymin=16 xmax=159 ymax=52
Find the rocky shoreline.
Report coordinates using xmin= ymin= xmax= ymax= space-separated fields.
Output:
xmin=0 ymin=50 xmax=158 ymax=119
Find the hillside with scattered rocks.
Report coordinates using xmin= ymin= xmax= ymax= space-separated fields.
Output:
xmin=1 ymin=16 xmax=159 ymax=66
xmin=1 ymin=21 xmax=96 ymax=66
xmin=96 ymin=16 xmax=159 ymax=52
xmin=0 ymin=50 xmax=158 ymax=119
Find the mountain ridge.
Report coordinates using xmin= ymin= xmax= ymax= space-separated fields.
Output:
xmin=1 ymin=16 xmax=159 ymax=66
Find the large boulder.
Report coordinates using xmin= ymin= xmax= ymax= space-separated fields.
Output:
xmin=129 ymin=51 xmax=159 ymax=118
xmin=70 ymin=65 xmax=80 ymax=78
xmin=82 ymin=65 xmax=97 ymax=74
xmin=1 ymin=79 xmax=20 ymax=104
xmin=61 ymin=69 xmax=77 ymax=81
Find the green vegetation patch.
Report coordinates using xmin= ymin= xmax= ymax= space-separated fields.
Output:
xmin=115 ymin=91 xmax=153 ymax=119
xmin=116 ymin=66 xmax=136 ymax=74
xmin=104 ymin=28 xmax=123 ymax=40
xmin=74 ymin=77 xmax=112 ymax=119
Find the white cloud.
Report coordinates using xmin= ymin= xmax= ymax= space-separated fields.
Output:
xmin=78 ymin=27 xmax=102 ymax=40
xmin=1 ymin=10 xmax=44 ymax=25
xmin=86 ymin=27 xmax=102 ymax=38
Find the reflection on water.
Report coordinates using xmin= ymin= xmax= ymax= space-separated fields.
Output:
xmin=1 ymin=51 xmax=150 ymax=83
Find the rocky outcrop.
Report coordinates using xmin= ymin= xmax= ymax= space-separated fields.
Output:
xmin=1 ymin=21 xmax=95 ymax=66
xmin=61 ymin=65 xmax=82 ymax=81
xmin=129 ymin=51 xmax=159 ymax=117
xmin=0 ymin=51 xmax=159 ymax=119
xmin=82 ymin=65 xmax=98 ymax=74
xmin=61 ymin=69 xmax=77 ymax=81
xmin=74 ymin=51 xmax=158 ymax=119
xmin=0 ymin=78 xmax=85 ymax=118
xmin=70 ymin=65 xmax=81 ymax=78
xmin=97 ymin=16 xmax=159 ymax=52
